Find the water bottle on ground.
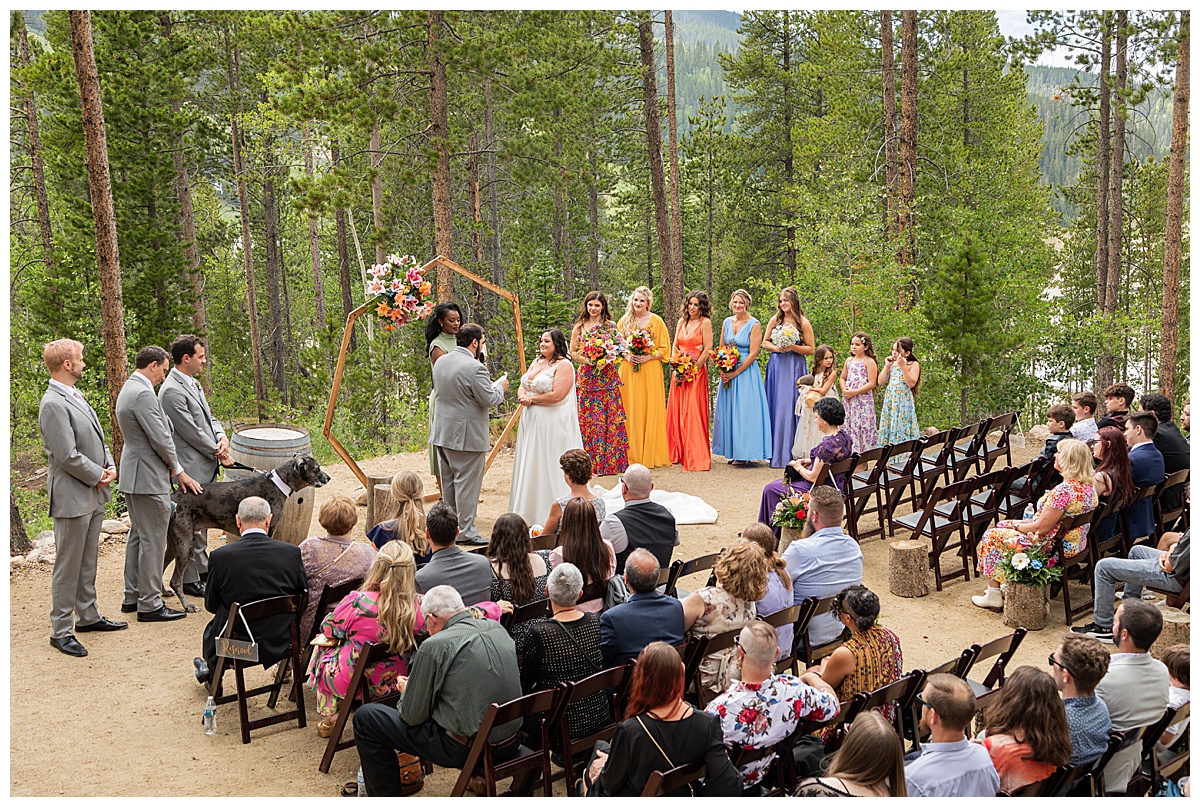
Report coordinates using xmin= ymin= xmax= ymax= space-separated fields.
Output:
xmin=357 ymin=767 xmax=367 ymax=797
xmin=203 ymin=696 xmax=217 ymax=735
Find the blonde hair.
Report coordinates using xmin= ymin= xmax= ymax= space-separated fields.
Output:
xmin=730 ymin=288 xmax=752 ymax=307
xmin=618 ymin=286 xmax=654 ymax=329
xmin=826 ymin=711 xmax=908 ymax=796
xmin=740 ymin=523 xmax=791 ymax=591
xmin=362 ymin=540 xmax=418 ymax=655
xmin=317 ymin=495 xmax=358 ymax=537
xmin=714 ymin=540 xmax=768 ymax=602
xmin=43 ymin=339 xmax=83 ymax=372
xmin=380 ymin=471 xmax=429 ymax=555
xmin=1055 ymin=438 xmax=1096 ymax=485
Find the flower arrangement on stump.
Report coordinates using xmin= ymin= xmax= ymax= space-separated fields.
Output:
xmin=770 ymin=489 xmax=810 ymax=554
xmin=365 ymin=254 xmax=434 ymax=331
xmin=998 ymin=542 xmax=1060 ymax=631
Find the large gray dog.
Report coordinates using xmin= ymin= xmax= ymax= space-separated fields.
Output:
xmin=165 ymin=455 xmax=330 ymax=613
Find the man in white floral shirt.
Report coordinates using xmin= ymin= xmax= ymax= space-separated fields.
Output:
xmin=705 ymin=621 xmax=840 ymax=790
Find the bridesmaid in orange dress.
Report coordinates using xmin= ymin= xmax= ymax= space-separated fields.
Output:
xmin=666 ymin=291 xmax=713 ymax=471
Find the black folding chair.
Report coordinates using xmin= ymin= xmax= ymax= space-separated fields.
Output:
xmin=891 ymin=477 xmax=977 ymax=590
xmin=961 ymin=628 xmax=1027 ymax=709
xmin=846 ymin=444 xmax=891 ymax=541
xmin=882 ymin=438 xmax=923 ymax=532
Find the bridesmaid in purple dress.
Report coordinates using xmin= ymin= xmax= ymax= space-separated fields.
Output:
xmin=762 ymin=287 xmax=815 ymax=468
xmin=840 ymin=332 xmax=879 ymax=454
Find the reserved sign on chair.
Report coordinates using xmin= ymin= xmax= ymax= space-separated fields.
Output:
xmin=217 ymin=637 xmax=259 ymax=662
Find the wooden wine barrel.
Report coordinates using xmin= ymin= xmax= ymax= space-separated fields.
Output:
xmin=227 ymin=424 xmax=315 ymax=546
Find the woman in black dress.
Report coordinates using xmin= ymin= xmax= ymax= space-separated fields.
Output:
xmin=487 ymin=512 xmax=550 ymax=606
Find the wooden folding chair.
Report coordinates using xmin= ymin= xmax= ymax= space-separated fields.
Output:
xmin=759 ymin=602 xmax=811 ymax=675
xmin=961 ymin=628 xmax=1027 ymax=709
xmin=669 ymin=551 xmax=720 ymax=599
xmin=1047 ymin=508 xmax=1101 ymax=625
xmin=502 ymin=597 xmax=551 ymax=633
xmin=881 ymin=438 xmax=923 ymax=531
xmin=839 ymin=671 xmax=926 ymax=743
xmin=969 ymin=463 xmax=1025 ymax=521
xmin=822 ymin=693 xmax=868 ymax=755
xmin=978 ymin=411 xmax=1019 ymax=473
xmin=1092 ymin=725 xmax=1155 ymax=796
xmin=531 ymin=532 xmax=559 ymax=552
xmin=729 ymin=715 xmax=836 ymax=794
xmin=656 ymin=559 xmax=683 ymax=595
xmin=450 ymin=687 xmax=567 ymax=797
xmin=1120 ymin=483 xmax=1159 ymax=554
xmin=795 ymin=595 xmax=847 ymax=668
xmin=551 ymin=664 xmax=629 ymax=795
xmin=812 ymin=453 xmax=859 ymax=495
xmin=1147 ymin=705 xmax=1191 ymax=795
xmin=949 ymin=418 xmax=990 ymax=482
xmin=640 ymin=759 xmax=707 ymax=796
xmin=845 ymin=444 xmax=892 ymax=541
xmin=1154 ymin=469 xmax=1189 ymax=539
xmin=674 ymin=636 xmax=710 ymax=707
xmin=999 ymin=764 xmax=1073 ymax=796
xmin=891 ymin=477 xmax=976 ymax=591
xmin=208 ymin=594 xmax=307 ymax=744
xmin=465 ymin=543 xmax=490 ymax=555
xmin=1127 ymin=703 xmax=1187 ymax=796
xmin=909 ymin=648 xmax=978 ymax=750
xmin=299 ymin=578 xmax=363 ymax=672
xmin=691 ymin=624 xmax=744 ymax=708
xmin=317 ymin=640 xmax=405 ymax=773
xmin=1087 ymin=496 xmax=1126 ymax=565
xmin=914 ymin=428 xmax=959 ymax=509
xmin=1064 ymin=730 xmax=1125 ymax=796
xmin=999 ymin=458 xmax=1041 ymax=519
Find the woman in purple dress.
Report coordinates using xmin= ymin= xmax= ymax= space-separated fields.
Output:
xmin=758 ymin=397 xmax=854 ymax=538
xmin=762 ymin=287 xmax=815 ymax=468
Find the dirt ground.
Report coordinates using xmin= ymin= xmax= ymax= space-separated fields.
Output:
xmin=10 ymin=440 xmax=1096 ymax=797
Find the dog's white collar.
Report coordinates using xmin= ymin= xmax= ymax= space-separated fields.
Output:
xmin=267 ymin=470 xmax=292 ymax=497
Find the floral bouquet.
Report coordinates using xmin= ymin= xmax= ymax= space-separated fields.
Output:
xmin=772 ymin=323 xmax=801 ymax=348
xmin=365 ymin=254 xmax=434 ymax=331
xmin=714 ymin=345 xmax=741 ymax=388
xmin=997 ymin=541 xmax=1061 ymax=588
xmin=669 ymin=351 xmax=701 ymax=384
xmin=579 ymin=326 xmax=627 ymax=370
xmin=770 ymin=489 xmax=810 ymax=530
xmin=625 ymin=326 xmax=655 ymax=373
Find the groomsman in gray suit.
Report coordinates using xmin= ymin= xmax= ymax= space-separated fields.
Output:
xmin=430 ymin=324 xmax=508 ymax=544
xmin=38 ymin=339 xmax=126 ymax=657
xmin=115 ymin=345 xmax=203 ymax=622
xmin=159 ymin=334 xmax=231 ymax=596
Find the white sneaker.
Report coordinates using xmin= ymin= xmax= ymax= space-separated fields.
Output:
xmin=1141 ymin=591 xmax=1158 ymax=601
xmin=971 ymin=588 xmax=1004 ymax=609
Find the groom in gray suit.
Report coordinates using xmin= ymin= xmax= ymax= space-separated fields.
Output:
xmin=430 ymin=324 xmax=508 ymax=544
xmin=38 ymin=339 xmax=125 ymax=657
xmin=115 ymin=345 xmax=203 ymax=622
xmin=159 ymin=334 xmax=231 ymax=596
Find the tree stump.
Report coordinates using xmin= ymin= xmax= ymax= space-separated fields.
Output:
xmin=778 ymin=526 xmax=802 ymax=555
xmin=1003 ymin=583 xmax=1049 ymax=630
xmin=1151 ymin=607 xmax=1190 ymax=660
xmin=363 ymin=474 xmax=392 ymax=530
xmin=367 ymin=483 xmax=396 ymax=531
xmin=10 ymin=490 xmax=31 ymax=556
xmin=889 ymin=541 xmax=930 ymax=598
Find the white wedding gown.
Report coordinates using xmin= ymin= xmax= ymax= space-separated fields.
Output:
xmin=591 ymin=484 xmax=719 ymax=525
xmin=508 ymin=362 xmax=585 ymax=526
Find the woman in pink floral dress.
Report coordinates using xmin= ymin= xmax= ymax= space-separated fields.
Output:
xmin=840 ymin=332 xmax=879 ymax=453
xmin=569 ymin=291 xmax=629 ymax=477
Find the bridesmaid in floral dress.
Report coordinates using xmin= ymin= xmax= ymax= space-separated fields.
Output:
xmin=840 ymin=332 xmax=879 ymax=454
xmin=569 ymin=291 xmax=629 ymax=477
xmin=877 ymin=337 xmax=921 ymax=444
xmin=665 ymin=291 xmax=713 ymax=471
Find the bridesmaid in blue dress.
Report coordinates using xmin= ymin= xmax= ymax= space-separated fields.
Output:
xmin=712 ymin=289 xmax=772 ymax=465
xmin=762 ymin=287 xmax=815 ymax=468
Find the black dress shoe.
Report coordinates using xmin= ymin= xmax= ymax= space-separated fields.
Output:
xmin=193 ymin=657 xmax=211 ymax=684
xmin=183 ymin=582 xmax=206 ymax=597
xmin=120 ymin=603 xmax=138 ymax=613
xmin=51 ymin=635 xmax=88 ymax=657
xmin=138 ymin=605 xmax=186 ymax=622
xmin=75 ymin=617 xmax=129 ymax=632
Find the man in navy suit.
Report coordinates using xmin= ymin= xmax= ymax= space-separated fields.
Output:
xmin=1125 ymin=412 xmax=1166 ymax=543
xmin=600 ymin=549 xmax=685 ymax=667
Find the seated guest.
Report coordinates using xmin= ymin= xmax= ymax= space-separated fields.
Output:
xmin=1124 ymin=412 xmax=1167 ymax=542
xmin=905 ymin=674 xmax=1000 ymax=797
xmin=1097 ymin=382 xmax=1135 ymax=430
xmin=979 ymin=666 xmax=1071 ymax=792
xmin=758 ymin=397 xmax=853 ymax=539
xmin=1070 ymin=391 xmax=1099 ymax=443
xmin=305 ymin=541 xmax=417 ymax=738
xmin=549 ymin=498 xmax=616 ymax=613
xmin=517 ymin=563 xmax=607 ymax=746
xmin=353 ymin=585 xmax=523 ymax=796
xmin=542 ymin=448 xmax=606 ymax=534
xmin=683 ymin=541 xmax=768 ymax=697
xmin=1141 ymin=392 xmax=1190 ymax=519
xmin=706 ymin=622 xmax=839 ymax=791
xmin=581 ymin=641 xmax=741 ymax=796
xmin=1050 ymin=634 xmax=1112 ymax=767
xmin=816 ymin=585 xmax=902 ymax=741
xmin=973 ymin=439 xmax=1097 ymax=610
xmin=298 ymin=495 xmax=376 ymax=642
xmin=599 ymin=549 xmax=685 ymax=667
xmin=486 ymin=512 xmax=549 ymax=606
xmin=1091 ymin=600 xmax=1170 ymax=793
xmin=599 ymin=463 xmax=678 ymax=569
xmin=740 ymin=523 xmax=794 ymax=660
xmin=1072 ymin=530 xmax=1189 ymax=643
xmin=795 ymin=711 xmax=908 ymax=796
xmin=1157 ymin=645 xmax=1189 ymax=757
xmin=1091 ymin=425 xmax=1135 ymax=544
xmin=414 ymin=502 xmax=492 ymax=605
xmin=1037 ymin=403 xmax=1075 ymax=488
xmin=782 ymin=485 xmax=863 ymax=646
xmin=1183 ymin=399 xmax=1191 ymax=442
xmin=193 ymin=496 xmax=307 ymax=684
xmin=365 ymin=470 xmax=432 ymax=563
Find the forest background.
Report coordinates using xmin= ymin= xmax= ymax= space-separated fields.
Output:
xmin=9 ymin=9 xmax=1190 ymax=537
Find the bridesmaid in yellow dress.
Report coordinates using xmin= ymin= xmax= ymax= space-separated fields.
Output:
xmin=618 ymin=285 xmax=671 ymax=468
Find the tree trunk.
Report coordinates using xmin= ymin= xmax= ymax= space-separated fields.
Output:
xmin=469 ymin=131 xmax=485 ymax=322
xmin=664 ymin=9 xmax=685 ymax=314
xmin=224 ymin=27 xmax=265 ymax=419
xmin=331 ymin=143 xmax=356 ymax=352
xmin=1100 ymin=11 xmax=1128 ymax=390
xmin=485 ymin=79 xmax=502 ymax=288
xmin=881 ymin=10 xmax=898 ymax=234
xmin=638 ymin=15 xmax=675 ymax=327
xmin=263 ymin=162 xmax=286 ymax=394
xmin=16 ymin=15 xmax=55 ymax=284
xmin=171 ymin=107 xmax=205 ymax=338
xmin=588 ymin=145 xmax=600 ymax=290
xmin=10 ymin=490 xmax=32 ymax=556
xmin=1159 ymin=11 xmax=1189 ymax=400
xmin=69 ymin=10 xmax=128 ymax=461
xmin=429 ymin=10 xmax=454 ymax=299
xmin=897 ymin=10 xmax=918 ymax=274
xmin=782 ymin=11 xmax=797 ymax=281
xmin=303 ymin=124 xmax=327 ymax=328
xmin=1094 ymin=16 xmax=1113 ymax=390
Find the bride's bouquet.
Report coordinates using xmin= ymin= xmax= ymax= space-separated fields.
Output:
xmin=579 ymin=326 xmax=627 ymax=370
xmin=669 ymin=351 xmax=701 ymax=384
xmin=714 ymin=345 xmax=741 ymax=388
xmin=625 ymin=326 xmax=655 ymax=373
xmin=772 ymin=322 xmax=801 ymax=348
xmin=365 ymin=254 xmax=434 ymax=331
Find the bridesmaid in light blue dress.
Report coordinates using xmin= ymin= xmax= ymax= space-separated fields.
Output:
xmin=712 ymin=289 xmax=772 ymax=464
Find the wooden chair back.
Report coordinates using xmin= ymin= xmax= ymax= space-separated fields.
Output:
xmin=882 ymin=438 xmax=923 ymax=528
xmin=502 ymin=597 xmax=551 ymax=632
xmin=551 ymin=663 xmax=629 ymax=794
xmin=840 ymin=671 xmax=925 ymax=740
xmin=1119 ymin=483 xmax=1159 ymax=554
xmin=914 ymin=427 xmax=960 ymax=507
xmin=961 ymin=468 xmax=1010 ymax=548
xmin=980 ymin=411 xmax=1019 ymax=472
xmin=531 ymin=532 xmax=559 ymax=551
xmin=963 ymin=628 xmax=1027 ymax=708
xmin=1088 ymin=496 xmax=1126 ymax=565
xmin=450 ymin=687 xmax=567 ymax=798
xmin=317 ymin=640 xmax=406 ymax=772
xmin=674 ymin=636 xmax=710 ymax=706
xmin=812 ymin=453 xmax=859 ymax=495
xmin=1000 ymin=764 xmax=1073 ymax=796
xmin=950 ymin=418 xmax=990 ymax=481
xmin=640 ymin=760 xmax=707 ymax=797
xmin=759 ymin=603 xmax=811 ymax=675
xmin=847 ymin=444 xmax=892 ymax=541
xmin=656 ymin=559 xmax=683 ymax=594
xmin=1048 ymin=507 xmax=1101 ymax=625
xmin=1091 ymin=726 xmax=1150 ymax=796
xmin=669 ymin=552 xmax=720 ymax=598
xmin=1154 ymin=468 xmax=1189 ymax=538
xmin=692 ymin=624 xmax=743 ymax=708
xmin=796 ymin=595 xmax=847 ymax=667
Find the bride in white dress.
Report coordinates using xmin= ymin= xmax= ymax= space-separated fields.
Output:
xmin=508 ymin=328 xmax=585 ymax=525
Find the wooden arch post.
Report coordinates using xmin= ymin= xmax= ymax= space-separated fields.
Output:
xmin=322 ymin=255 xmax=527 ymax=501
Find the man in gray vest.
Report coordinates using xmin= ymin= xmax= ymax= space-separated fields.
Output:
xmin=600 ymin=464 xmax=678 ymax=569
xmin=38 ymin=339 xmax=125 ymax=656
xmin=115 ymin=345 xmax=203 ymax=622
xmin=159 ymin=334 xmax=231 ymax=597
